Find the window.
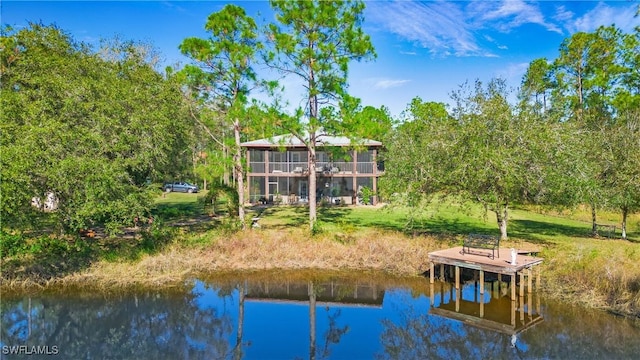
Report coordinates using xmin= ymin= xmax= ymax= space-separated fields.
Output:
xmin=269 ymin=151 xmax=286 ymax=162
xmin=250 ymin=149 xmax=264 ymax=162
xmin=357 ymin=150 xmax=373 ymax=162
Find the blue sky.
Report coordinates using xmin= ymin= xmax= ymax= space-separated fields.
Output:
xmin=2 ymin=1 xmax=638 ymax=117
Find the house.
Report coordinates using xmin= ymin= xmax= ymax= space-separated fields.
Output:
xmin=241 ymin=133 xmax=384 ymax=205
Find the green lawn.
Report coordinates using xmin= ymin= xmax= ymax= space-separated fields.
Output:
xmin=248 ymin=201 xmax=639 ymax=244
xmin=153 ymin=192 xmax=206 ymax=218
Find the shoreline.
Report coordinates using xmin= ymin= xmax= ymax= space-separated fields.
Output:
xmin=2 ymin=227 xmax=639 ymax=319
xmin=1 ymin=228 xmax=438 ymax=290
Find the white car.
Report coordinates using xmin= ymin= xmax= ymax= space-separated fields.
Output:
xmin=162 ymin=182 xmax=199 ymax=193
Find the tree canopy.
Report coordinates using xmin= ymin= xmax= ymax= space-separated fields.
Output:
xmin=1 ymin=24 xmax=192 ymax=234
xmin=384 ymin=23 xmax=640 ymax=239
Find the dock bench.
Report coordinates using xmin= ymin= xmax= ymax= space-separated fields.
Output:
xmin=596 ymin=224 xmax=616 ymax=239
xmin=462 ymin=234 xmax=500 ymax=259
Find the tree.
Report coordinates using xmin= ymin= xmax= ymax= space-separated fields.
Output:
xmin=615 ymin=25 xmax=640 ymax=112
xmin=520 ymin=58 xmax=553 ymax=113
xmin=385 ymin=81 xmax=561 ymax=239
xmin=0 ymin=24 xmax=192 ymax=234
xmin=381 ymin=98 xmax=454 ymax=211
xmin=448 ymin=79 xmax=556 ymax=239
xmin=551 ymin=26 xmax=625 ymax=235
xmin=179 ymin=4 xmax=269 ymax=228
xmin=604 ymin=109 xmax=640 ymax=239
xmin=609 ymin=24 xmax=640 ymax=238
xmin=265 ymin=0 xmax=376 ymax=229
xmin=349 ymin=105 xmax=394 ymax=143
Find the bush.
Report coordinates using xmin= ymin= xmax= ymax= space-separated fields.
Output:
xmin=311 ymin=220 xmax=324 ymax=236
xmin=360 ymin=186 xmax=375 ymax=205
xmin=139 ymin=219 xmax=177 ymax=252
xmin=0 ymin=232 xmax=26 ymax=257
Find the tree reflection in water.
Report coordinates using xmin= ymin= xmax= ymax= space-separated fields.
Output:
xmin=3 ymin=274 xmax=640 ymax=359
xmin=377 ymin=281 xmax=640 ymax=360
xmin=1 ymin=287 xmax=233 ymax=359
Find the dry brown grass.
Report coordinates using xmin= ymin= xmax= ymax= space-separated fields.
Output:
xmin=202 ymin=228 xmax=443 ymax=274
xmin=1 ymin=228 xmax=450 ymax=292
xmin=539 ymin=239 xmax=640 ymax=316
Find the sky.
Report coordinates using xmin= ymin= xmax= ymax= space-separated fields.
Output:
xmin=2 ymin=0 xmax=639 ymax=117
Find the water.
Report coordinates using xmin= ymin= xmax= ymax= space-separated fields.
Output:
xmin=2 ymin=272 xmax=639 ymax=359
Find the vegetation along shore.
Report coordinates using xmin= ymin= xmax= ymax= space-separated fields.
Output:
xmin=2 ymin=195 xmax=639 ymax=320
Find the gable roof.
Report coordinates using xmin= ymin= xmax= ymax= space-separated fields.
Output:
xmin=241 ymin=133 xmax=382 ymax=148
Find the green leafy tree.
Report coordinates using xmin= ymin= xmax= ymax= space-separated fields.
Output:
xmin=179 ymin=4 xmax=270 ymax=228
xmin=385 ymin=82 xmax=563 ymax=239
xmin=609 ymin=22 xmax=640 ymax=238
xmin=520 ymin=58 xmax=554 ymax=114
xmin=551 ymin=29 xmax=616 ymax=123
xmin=448 ymin=79 xmax=556 ymax=239
xmin=0 ymin=24 xmax=191 ymax=234
xmin=518 ymin=24 xmax=640 ymax=237
xmin=551 ymin=26 xmax=626 ymax=235
xmin=602 ymin=109 xmax=640 ymax=239
xmin=349 ymin=105 xmax=394 ymax=142
xmin=265 ymin=0 xmax=376 ymax=229
xmin=615 ymin=25 xmax=640 ymax=112
xmin=381 ymin=98 xmax=454 ymax=212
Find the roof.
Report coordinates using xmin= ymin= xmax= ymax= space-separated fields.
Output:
xmin=241 ymin=133 xmax=382 ymax=148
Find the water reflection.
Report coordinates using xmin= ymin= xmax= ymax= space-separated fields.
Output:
xmin=240 ymin=279 xmax=384 ymax=360
xmin=2 ymin=273 xmax=640 ymax=359
xmin=1 ymin=287 xmax=234 ymax=359
xmin=428 ymin=281 xmax=543 ymax=336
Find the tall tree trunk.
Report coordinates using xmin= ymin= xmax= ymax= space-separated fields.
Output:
xmin=223 ymin=144 xmax=230 ymax=186
xmin=495 ymin=203 xmax=509 ymax=240
xmin=222 ymin=128 xmax=230 ymax=186
xmin=621 ymin=206 xmax=628 ymax=240
xmin=234 ymin=120 xmax=245 ymax=228
xmin=309 ymin=281 xmax=316 ymax=360
xmin=591 ymin=202 xmax=598 ymax=236
xmin=308 ymin=66 xmax=319 ymax=230
xmin=308 ymin=145 xmax=317 ymax=229
xmin=234 ymin=281 xmax=245 ymax=360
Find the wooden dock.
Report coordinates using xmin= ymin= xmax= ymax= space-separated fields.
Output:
xmin=428 ymin=246 xmax=543 ymax=301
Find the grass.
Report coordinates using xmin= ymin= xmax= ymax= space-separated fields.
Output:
xmin=3 ymin=194 xmax=640 ymax=318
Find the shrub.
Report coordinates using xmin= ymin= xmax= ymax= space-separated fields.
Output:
xmin=0 ymin=232 xmax=25 ymax=257
xmin=360 ymin=186 xmax=375 ymax=205
xmin=139 ymin=220 xmax=177 ymax=252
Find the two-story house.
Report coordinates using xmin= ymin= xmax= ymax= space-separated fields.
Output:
xmin=241 ymin=133 xmax=383 ymax=205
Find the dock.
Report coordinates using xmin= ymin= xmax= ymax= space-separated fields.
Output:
xmin=428 ymin=246 xmax=543 ymax=300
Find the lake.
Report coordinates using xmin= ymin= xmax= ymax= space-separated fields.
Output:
xmin=2 ymin=271 xmax=640 ymax=359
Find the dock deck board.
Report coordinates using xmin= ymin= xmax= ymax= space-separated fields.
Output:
xmin=428 ymin=246 xmax=543 ymax=275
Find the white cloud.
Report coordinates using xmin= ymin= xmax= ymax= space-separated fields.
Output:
xmin=373 ymin=79 xmax=412 ymax=90
xmin=483 ymin=34 xmax=508 ymax=51
xmin=466 ymin=0 xmax=562 ymax=34
xmin=495 ymin=62 xmax=530 ymax=88
xmin=552 ymin=5 xmax=574 ymax=25
xmin=366 ymin=0 xmax=571 ymax=58
xmin=570 ymin=2 xmax=639 ymax=33
xmin=366 ymin=1 xmax=489 ymax=57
